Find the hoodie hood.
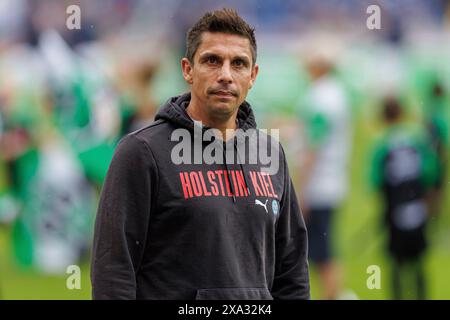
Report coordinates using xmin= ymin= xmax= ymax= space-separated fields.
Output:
xmin=155 ymin=92 xmax=258 ymax=203
xmin=155 ymin=92 xmax=257 ymax=132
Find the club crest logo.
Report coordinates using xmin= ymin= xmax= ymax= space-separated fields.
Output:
xmin=272 ymin=199 xmax=279 ymax=215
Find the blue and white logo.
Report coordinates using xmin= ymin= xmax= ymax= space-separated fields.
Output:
xmin=272 ymin=200 xmax=279 ymax=215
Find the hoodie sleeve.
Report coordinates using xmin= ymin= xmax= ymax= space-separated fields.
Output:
xmin=91 ymin=133 xmax=157 ymax=299
xmin=271 ymin=146 xmax=310 ymax=300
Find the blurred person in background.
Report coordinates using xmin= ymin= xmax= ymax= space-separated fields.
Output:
xmin=0 ymin=3 xmax=116 ymax=273
xmin=296 ymin=36 xmax=352 ymax=300
xmin=116 ymin=58 xmax=159 ymax=135
xmin=369 ymin=96 xmax=438 ymax=300
xmin=424 ymin=81 xmax=448 ymax=216
xmin=0 ymin=67 xmax=96 ymax=273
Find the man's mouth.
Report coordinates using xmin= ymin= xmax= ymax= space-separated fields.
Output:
xmin=210 ymin=90 xmax=237 ymax=98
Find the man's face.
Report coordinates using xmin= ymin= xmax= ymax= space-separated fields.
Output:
xmin=181 ymin=32 xmax=259 ymax=119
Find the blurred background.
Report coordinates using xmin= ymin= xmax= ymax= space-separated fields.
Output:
xmin=0 ymin=0 xmax=449 ymax=299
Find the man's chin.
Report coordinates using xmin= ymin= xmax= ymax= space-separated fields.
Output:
xmin=208 ymin=102 xmax=238 ymax=116
xmin=207 ymin=96 xmax=234 ymax=108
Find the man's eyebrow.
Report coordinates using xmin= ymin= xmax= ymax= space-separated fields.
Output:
xmin=233 ymin=55 xmax=251 ymax=63
xmin=198 ymin=52 xmax=251 ymax=62
xmin=198 ymin=52 xmax=221 ymax=60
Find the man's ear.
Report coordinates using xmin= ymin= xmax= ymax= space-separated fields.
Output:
xmin=181 ymin=58 xmax=194 ymax=84
xmin=248 ymin=63 xmax=259 ymax=90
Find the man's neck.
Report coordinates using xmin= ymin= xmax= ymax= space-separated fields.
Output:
xmin=186 ymin=99 xmax=238 ymax=141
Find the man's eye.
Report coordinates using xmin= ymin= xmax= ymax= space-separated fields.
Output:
xmin=207 ymin=56 xmax=219 ymax=64
xmin=233 ymin=60 xmax=244 ymax=67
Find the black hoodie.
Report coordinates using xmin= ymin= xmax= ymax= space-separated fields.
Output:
xmin=91 ymin=93 xmax=310 ymax=300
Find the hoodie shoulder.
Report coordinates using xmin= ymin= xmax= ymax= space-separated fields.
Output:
xmin=127 ymin=119 xmax=175 ymax=148
xmin=130 ymin=119 xmax=167 ymax=136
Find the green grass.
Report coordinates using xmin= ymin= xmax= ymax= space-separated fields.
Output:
xmin=0 ymin=227 xmax=92 ymax=299
xmin=0 ymin=112 xmax=449 ymax=300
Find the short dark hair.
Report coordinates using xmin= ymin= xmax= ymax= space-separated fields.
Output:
xmin=185 ymin=8 xmax=257 ymax=66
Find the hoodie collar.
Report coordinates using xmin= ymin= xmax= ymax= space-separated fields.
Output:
xmin=155 ymin=92 xmax=256 ymax=203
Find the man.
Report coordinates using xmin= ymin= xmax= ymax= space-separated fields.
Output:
xmin=296 ymin=38 xmax=351 ymax=299
xmin=369 ymin=96 xmax=438 ymax=299
xmin=91 ymin=8 xmax=310 ymax=300
xmin=424 ymin=81 xmax=448 ymax=216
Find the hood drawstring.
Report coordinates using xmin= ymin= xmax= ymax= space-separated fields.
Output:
xmin=235 ymin=138 xmax=251 ymax=197
xmin=223 ymin=137 xmax=252 ymax=203
xmin=223 ymin=141 xmax=236 ymax=203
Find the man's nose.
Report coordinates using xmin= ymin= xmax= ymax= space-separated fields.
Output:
xmin=217 ymin=61 xmax=233 ymax=84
